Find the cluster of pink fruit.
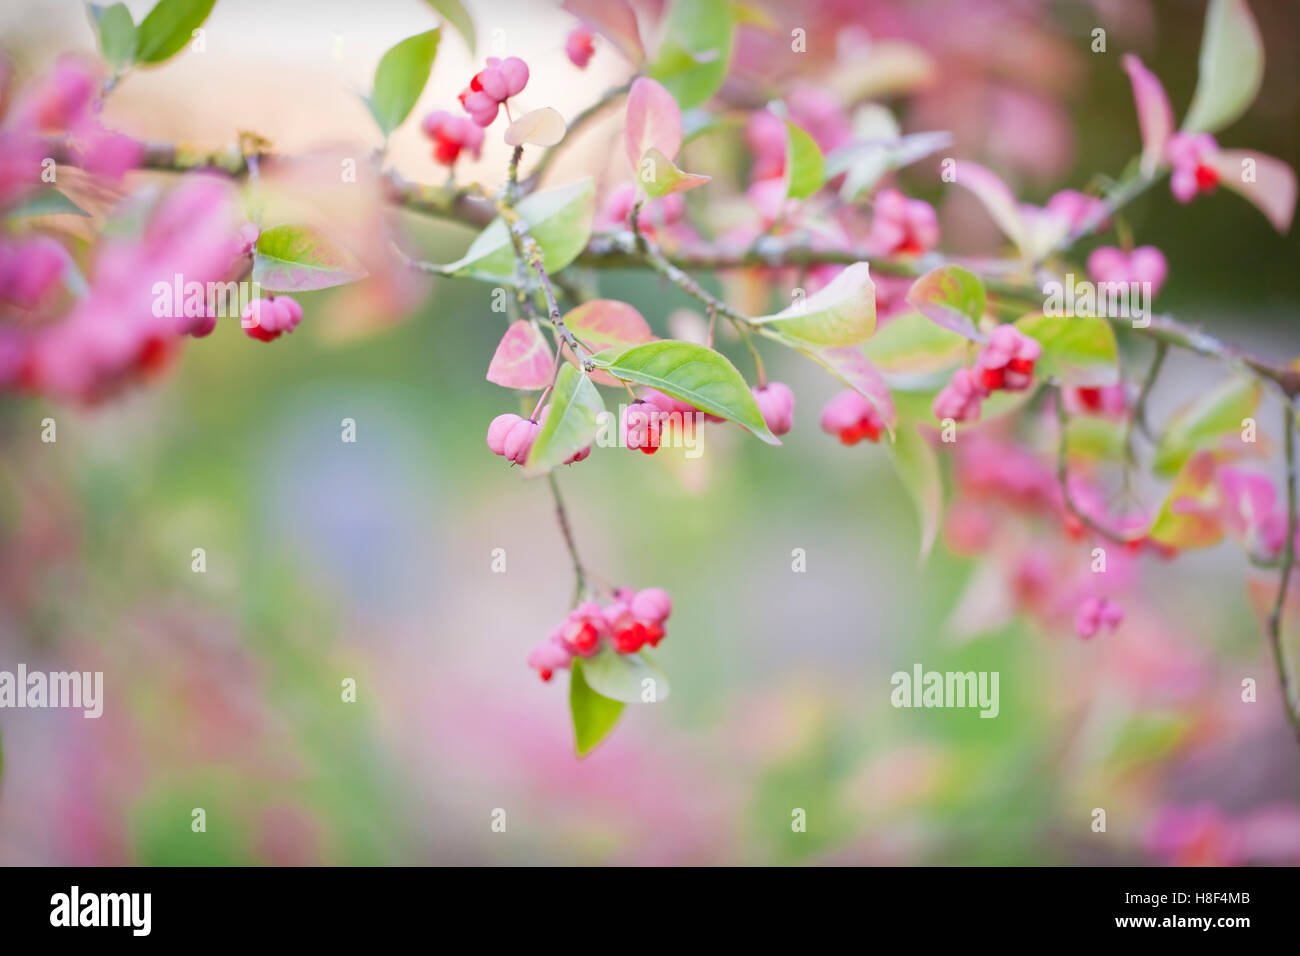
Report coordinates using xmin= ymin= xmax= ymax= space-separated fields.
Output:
xmin=421 ymin=56 xmax=530 ymax=169
xmin=241 ymin=295 xmax=304 ymax=343
xmin=486 ymin=408 xmax=591 ymax=466
xmin=932 ymin=325 xmax=1042 ymax=423
xmin=527 ymin=587 xmax=672 ymax=681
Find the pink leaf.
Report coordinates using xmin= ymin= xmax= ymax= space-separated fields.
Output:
xmin=562 ymin=0 xmax=644 ymax=65
xmin=562 ymin=299 xmax=654 ymax=386
xmin=486 ymin=320 xmax=554 ymax=389
xmin=625 ymin=77 xmax=682 ymax=172
xmin=954 ymin=161 xmax=1026 ymax=254
xmin=1122 ymin=54 xmax=1175 ymax=176
xmin=1208 ymin=149 xmax=1297 ymax=234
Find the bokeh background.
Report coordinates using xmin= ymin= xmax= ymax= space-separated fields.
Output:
xmin=1 ymin=0 xmax=1299 ymax=865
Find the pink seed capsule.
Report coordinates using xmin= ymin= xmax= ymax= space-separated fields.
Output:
xmin=486 ymin=413 xmax=523 ymax=456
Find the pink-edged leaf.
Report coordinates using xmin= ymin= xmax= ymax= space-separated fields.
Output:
xmin=954 ymin=161 xmax=1026 ymax=255
xmin=562 ymin=0 xmax=644 ymax=65
xmin=625 ymin=76 xmax=682 ymax=172
xmin=504 ymin=107 xmax=566 ymax=147
xmin=562 ymin=298 xmax=654 ymax=386
xmin=639 ymin=147 xmax=711 ymax=199
xmin=1208 ymin=149 xmax=1297 ymax=234
xmin=1122 ymin=54 xmax=1174 ymax=176
xmin=252 ymin=224 xmax=368 ymax=291
xmin=486 ymin=320 xmax=554 ymax=389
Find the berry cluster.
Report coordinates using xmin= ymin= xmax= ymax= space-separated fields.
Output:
xmin=1075 ymin=596 xmax=1124 ymax=639
xmin=820 ymin=389 xmax=885 ymax=445
xmin=421 ymin=110 xmax=484 ymax=167
xmin=867 ymin=188 xmax=941 ymax=256
xmin=932 ymin=325 xmax=1041 ymax=423
xmin=528 ymin=588 xmax=673 ymax=681
xmin=486 ymin=408 xmax=591 ymax=466
xmin=1167 ymin=132 xmax=1219 ymax=203
xmin=458 ymin=57 xmax=529 ymax=128
xmin=1087 ymin=245 xmax=1168 ymax=298
xmin=241 ymin=295 xmax=303 ymax=343
xmin=565 ymin=27 xmax=596 ymax=69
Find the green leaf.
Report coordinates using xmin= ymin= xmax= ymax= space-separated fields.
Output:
xmin=601 ymin=340 xmax=779 ymax=444
xmin=578 ymin=647 xmax=670 ymax=703
xmin=522 ymin=364 xmax=606 ymax=478
xmin=751 ymin=261 xmax=875 ymax=347
xmin=862 ymin=310 xmax=968 ymax=387
xmin=253 ymin=224 xmax=369 ymax=292
xmin=5 ymin=187 xmax=89 ymax=218
xmin=1013 ymin=313 xmax=1119 ymax=388
xmin=639 ymin=147 xmax=711 ymax=199
xmin=446 ymin=178 xmax=596 ymax=283
xmin=423 ymin=0 xmax=474 ymax=53
xmin=906 ymin=265 xmax=986 ymax=342
xmin=89 ymin=2 xmax=137 ymax=71
xmin=783 ymin=118 xmax=824 ymax=200
xmin=648 ymin=0 xmax=735 ymax=109
xmin=1153 ymin=376 xmax=1261 ymax=477
xmin=570 ymin=659 xmax=625 ymax=757
xmin=368 ymin=29 xmax=441 ymax=137
xmin=134 ymin=0 xmax=215 ymax=65
xmin=1182 ymin=0 xmax=1264 ymax=134
xmin=885 ymin=425 xmax=943 ymax=562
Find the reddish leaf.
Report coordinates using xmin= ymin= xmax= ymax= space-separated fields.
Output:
xmin=563 ymin=299 xmax=654 ymax=386
xmin=486 ymin=320 xmax=554 ymax=390
xmin=1122 ymin=54 xmax=1174 ymax=177
xmin=625 ymin=77 xmax=682 ymax=172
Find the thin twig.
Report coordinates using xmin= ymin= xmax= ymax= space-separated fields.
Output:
xmin=1267 ymin=402 xmax=1300 ymax=742
xmin=548 ymin=473 xmax=586 ymax=605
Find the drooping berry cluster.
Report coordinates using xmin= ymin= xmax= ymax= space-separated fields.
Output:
xmin=820 ymin=389 xmax=885 ymax=445
xmin=421 ymin=110 xmax=484 ymax=167
xmin=1074 ymin=596 xmax=1123 ymax=639
xmin=458 ymin=57 xmax=529 ymax=128
xmin=932 ymin=325 xmax=1041 ymax=423
xmin=242 ymin=295 xmax=303 ymax=343
xmin=527 ymin=588 xmax=673 ymax=681
xmin=1166 ymin=132 xmax=1219 ymax=203
xmin=486 ymin=408 xmax=591 ymax=466
xmin=565 ymin=27 xmax=596 ymax=69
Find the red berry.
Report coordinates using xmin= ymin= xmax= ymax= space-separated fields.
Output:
xmin=539 ymin=668 xmax=553 ymax=682
xmin=860 ymin=418 xmax=882 ymax=442
xmin=571 ymin=621 xmax=599 ymax=653
xmin=980 ymin=366 xmax=1005 ymax=391
xmin=1077 ymin=387 xmax=1102 ymax=410
xmin=1194 ymin=163 xmax=1219 ymax=191
xmin=1006 ymin=357 xmax=1034 ymax=375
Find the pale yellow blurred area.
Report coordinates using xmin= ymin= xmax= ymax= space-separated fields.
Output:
xmin=1 ymin=0 xmax=634 ymax=188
